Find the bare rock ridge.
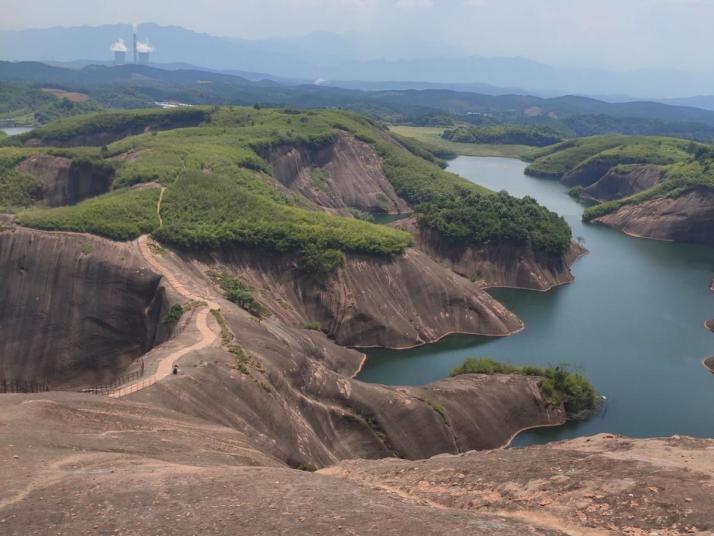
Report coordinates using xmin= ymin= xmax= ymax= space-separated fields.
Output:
xmin=0 ymin=227 xmax=171 ymax=387
xmin=567 ymin=162 xmax=714 ymax=246
xmin=0 ymin=225 xmax=557 ymax=463
xmin=263 ymin=132 xmax=410 ymax=215
xmin=593 ymin=186 xmax=714 ymax=245
xmin=324 ymin=434 xmax=714 ymax=535
xmin=1 ymin=394 xmax=711 ymax=535
xmin=0 ymin=393 xmax=563 ymax=535
xmin=127 ymin=242 xmax=555 ymax=464
xmin=394 ymin=217 xmax=585 ymax=291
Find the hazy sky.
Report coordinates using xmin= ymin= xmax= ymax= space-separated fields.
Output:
xmin=3 ymin=0 xmax=713 ymax=71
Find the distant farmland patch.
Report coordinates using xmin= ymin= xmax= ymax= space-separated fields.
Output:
xmin=41 ymin=88 xmax=90 ymax=103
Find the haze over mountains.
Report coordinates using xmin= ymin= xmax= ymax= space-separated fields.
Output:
xmin=3 ymin=22 xmax=714 ymax=100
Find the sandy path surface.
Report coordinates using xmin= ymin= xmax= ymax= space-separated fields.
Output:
xmin=109 ymin=234 xmax=220 ymax=398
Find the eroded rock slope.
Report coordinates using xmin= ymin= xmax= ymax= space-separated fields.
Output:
xmin=0 ymin=227 xmax=170 ymax=387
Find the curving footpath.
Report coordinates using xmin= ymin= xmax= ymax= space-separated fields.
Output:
xmin=108 ymin=234 xmax=220 ymax=398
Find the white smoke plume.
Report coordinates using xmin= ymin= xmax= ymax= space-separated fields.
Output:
xmin=110 ymin=38 xmax=128 ymax=52
xmin=136 ymin=41 xmax=155 ymax=53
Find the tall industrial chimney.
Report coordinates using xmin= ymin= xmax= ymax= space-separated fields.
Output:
xmin=133 ymin=24 xmax=138 ymax=64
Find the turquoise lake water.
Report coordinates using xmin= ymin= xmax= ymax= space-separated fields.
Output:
xmin=358 ymin=156 xmax=714 ymax=445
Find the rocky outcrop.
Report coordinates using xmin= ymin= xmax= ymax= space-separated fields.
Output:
xmin=0 ymin=227 xmax=171 ymax=387
xmin=263 ymin=133 xmax=410 ymax=215
xmin=1 ymin=395 xmax=711 ymax=535
xmin=562 ymin=159 xmax=618 ymax=187
xmin=117 ymin=243 xmax=561 ymax=465
xmin=582 ymin=164 xmax=665 ymax=202
xmin=326 ymin=433 xmax=714 ymax=535
xmin=0 ymin=392 xmax=563 ymax=536
xmin=593 ymin=186 xmax=714 ymax=245
xmin=202 ymin=245 xmax=523 ymax=348
xmin=17 ymin=154 xmax=114 ymax=206
xmin=394 ymin=217 xmax=585 ymax=291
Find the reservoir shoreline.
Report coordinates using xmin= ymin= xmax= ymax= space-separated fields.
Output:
xmin=359 ymin=155 xmax=714 ymax=447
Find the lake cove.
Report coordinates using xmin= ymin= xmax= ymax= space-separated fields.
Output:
xmin=359 ymin=156 xmax=714 ymax=445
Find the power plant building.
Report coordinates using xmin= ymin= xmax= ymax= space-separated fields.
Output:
xmin=110 ymin=28 xmax=154 ymax=65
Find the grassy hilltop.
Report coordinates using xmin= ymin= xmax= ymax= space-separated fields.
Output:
xmin=1 ymin=107 xmax=572 ymax=266
xmin=521 ymin=133 xmax=714 ymax=222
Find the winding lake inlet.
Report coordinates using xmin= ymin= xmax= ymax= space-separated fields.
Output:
xmin=359 ymin=156 xmax=714 ymax=446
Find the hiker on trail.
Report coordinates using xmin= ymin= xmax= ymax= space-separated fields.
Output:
xmin=172 ymin=364 xmax=179 ymax=375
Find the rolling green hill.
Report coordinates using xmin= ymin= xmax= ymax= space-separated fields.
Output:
xmin=522 ymin=132 xmax=714 ymax=223
xmin=3 ymin=107 xmax=572 ymax=262
xmin=442 ymin=125 xmax=563 ymax=147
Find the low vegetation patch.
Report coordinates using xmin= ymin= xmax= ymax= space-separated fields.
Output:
xmin=451 ymin=358 xmax=596 ymax=416
xmin=443 ymin=125 xmax=563 ymax=147
xmin=16 ymin=187 xmax=160 ymax=240
xmin=164 ymin=304 xmax=184 ymax=324
xmin=525 ymin=135 xmax=692 ymax=179
xmin=6 ymin=107 xmax=210 ymax=147
xmin=154 ymin=170 xmax=411 ymax=264
xmin=208 ymin=269 xmax=269 ymax=318
xmin=418 ymin=190 xmax=572 ymax=256
xmin=9 ymin=107 xmax=571 ymax=259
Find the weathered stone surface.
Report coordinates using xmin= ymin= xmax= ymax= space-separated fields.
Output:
xmin=0 ymin=228 xmax=170 ymax=387
xmin=325 ymin=433 xmax=714 ymax=535
xmin=593 ymin=186 xmax=714 ymax=245
xmin=203 ymin=245 xmax=523 ymax=349
xmin=582 ymin=164 xmax=664 ymax=203
xmin=394 ymin=217 xmax=585 ymax=291
xmin=128 ymin=246 xmax=560 ymax=464
xmin=2 ymin=395 xmax=712 ymax=535
xmin=17 ymin=154 xmax=114 ymax=207
xmin=264 ymin=132 xmax=410 ymax=215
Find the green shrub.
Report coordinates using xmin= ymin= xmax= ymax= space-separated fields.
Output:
xmin=153 ymin=171 xmax=411 ymax=258
xmin=16 ymin=187 xmax=160 ymax=240
xmin=164 ymin=304 xmax=184 ymax=324
xmin=443 ymin=125 xmax=563 ymax=147
xmin=299 ymin=244 xmax=345 ymax=274
xmin=417 ymin=190 xmax=572 ymax=256
xmin=11 ymin=107 xmax=210 ymax=146
xmin=11 ymin=107 xmax=570 ymax=260
xmin=297 ymin=463 xmax=318 ymax=472
xmin=209 ymin=270 xmax=268 ymax=318
xmin=303 ymin=321 xmax=322 ymax=331
xmin=450 ymin=358 xmax=595 ymax=416
xmin=568 ymin=185 xmax=584 ymax=198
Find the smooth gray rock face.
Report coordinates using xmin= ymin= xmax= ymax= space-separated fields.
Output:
xmin=17 ymin=154 xmax=114 ymax=207
xmin=581 ymin=164 xmax=664 ymax=203
xmin=263 ymin=133 xmax=410 ymax=216
xmin=594 ymin=186 xmax=714 ymax=245
xmin=0 ymin=228 xmax=168 ymax=387
xmin=394 ymin=217 xmax=584 ymax=291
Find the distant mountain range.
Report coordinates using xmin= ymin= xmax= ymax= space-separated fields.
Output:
xmin=3 ymin=23 xmax=714 ymax=99
xmin=4 ymin=60 xmax=714 ymax=140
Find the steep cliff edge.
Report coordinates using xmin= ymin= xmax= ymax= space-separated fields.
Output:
xmin=592 ymin=186 xmax=714 ymax=245
xmin=394 ymin=217 xmax=585 ymax=291
xmin=121 ymin=242 xmax=559 ymax=465
xmin=207 ymin=245 xmax=522 ymax=348
xmin=263 ymin=132 xmax=410 ymax=215
xmin=16 ymin=154 xmax=114 ymax=206
xmin=0 ymin=227 xmax=170 ymax=387
xmin=581 ymin=164 xmax=665 ymax=202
